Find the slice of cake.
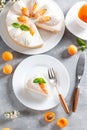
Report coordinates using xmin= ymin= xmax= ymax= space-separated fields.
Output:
xmin=25 ymin=76 xmax=50 ymax=96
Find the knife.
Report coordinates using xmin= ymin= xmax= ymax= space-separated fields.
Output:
xmin=72 ymin=53 xmax=85 ymax=112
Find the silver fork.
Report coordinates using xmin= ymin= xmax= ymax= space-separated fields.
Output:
xmin=48 ymin=68 xmax=70 ymax=114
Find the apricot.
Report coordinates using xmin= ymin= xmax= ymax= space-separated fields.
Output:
xmin=21 ymin=7 xmax=30 ymax=17
xmin=2 ymin=51 xmax=13 ymax=61
xmin=39 ymin=16 xmax=51 ymax=23
xmin=40 ymin=83 xmax=48 ymax=94
xmin=56 ymin=117 xmax=68 ymax=128
xmin=32 ymin=2 xmax=37 ymax=11
xmin=78 ymin=4 xmax=87 ymax=22
xmin=67 ymin=44 xmax=78 ymax=55
xmin=17 ymin=16 xmax=27 ymax=22
xmin=30 ymin=27 xmax=35 ymax=36
xmin=3 ymin=64 xmax=13 ymax=75
xmin=44 ymin=112 xmax=56 ymax=122
xmin=38 ymin=9 xmax=47 ymax=15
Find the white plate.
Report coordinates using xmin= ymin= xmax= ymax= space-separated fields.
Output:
xmin=65 ymin=1 xmax=87 ymax=40
xmin=0 ymin=1 xmax=65 ymax=55
xmin=12 ymin=55 xmax=70 ymax=111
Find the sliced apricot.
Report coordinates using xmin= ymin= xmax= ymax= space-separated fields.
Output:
xmin=39 ymin=83 xmax=48 ymax=94
xmin=44 ymin=16 xmax=51 ymax=21
xmin=21 ymin=7 xmax=30 ymax=17
xmin=56 ymin=118 xmax=68 ymax=128
xmin=2 ymin=51 xmax=13 ymax=61
xmin=17 ymin=16 xmax=27 ymax=22
xmin=39 ymin=16 xmax=51 ymax=23
xmin=37 ymin=9 xmax=47 ymax=15
xmin=67 ymin=44 xmax=78 ymax=55
xmin=3 ymin=64 xmax=13 ymax=75
xmin=32 ymin=9 xmax=47 ymax=19
xmin=32 ymin=2 xmax=37 ymax=11
xmin=44 ymin=112 xmax=56 ymax=122
xmin=31 ymin=13 xmax=38 ymax=19
xmin=30 ymin=27 xmax=35 ymax=36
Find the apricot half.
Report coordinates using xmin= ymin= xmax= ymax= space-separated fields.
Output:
xmin=44 ymin=112 xmax=56 ymax=122
xmin=56 ymin=117 xmax=68 ymax=128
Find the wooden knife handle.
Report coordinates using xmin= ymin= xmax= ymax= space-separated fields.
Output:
xmin=59 ymin=94 xmax=70 ymax=114
xmin=72 ymin=87 xmax=80 ymax=112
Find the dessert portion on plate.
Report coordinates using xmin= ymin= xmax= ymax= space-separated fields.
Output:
xmin=25 ymin=75 xmax=50 ymax=96
xmin=6 ymin=0 xmax=64 ymax=48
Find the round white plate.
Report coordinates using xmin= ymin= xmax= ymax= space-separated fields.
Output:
xmin=0 ymin=1 xmax=65 ymax=55
xmin=65 ymin=1 xmax=87 ymax=40
xmin=12 ymin=55 xmax=70 ymax=111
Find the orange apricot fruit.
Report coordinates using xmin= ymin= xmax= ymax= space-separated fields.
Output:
xmin=32 ymin=2 xmax=37 ymax=11
xmin=17 ymin=16 xmax=27 ymax=22
xmin=2 ymin=51 xmax=13 ymax=61
xmin=30 ymin=27 xmax=35 ymax=36
xmin=78 ymin=4 xmax=87 ymax=23
xmin=44 ymin=112 xmax=56 ymax=122
xmin=21 ymin=7 xmax=30 ymax=17
xmin=39 ymin=16 xmax=51 ymax=23
xmin=3 ymin=64 xmax=13 ymax=75
xmin=39 ymin=83 xmax=48 ymax=94
xmin=67 ymin=44 xmax=78 ymax=55
xmin=56 ymin=117 xmax=68 ymax=128
xmin=37 ymin=9 xmax=47 ymax=15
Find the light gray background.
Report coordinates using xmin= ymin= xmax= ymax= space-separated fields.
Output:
xmin=0 ymin=0 xmax=87 ymax=130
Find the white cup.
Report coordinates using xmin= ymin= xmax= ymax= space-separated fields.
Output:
xmin=76 ymin=4 xmax=87 ymax=29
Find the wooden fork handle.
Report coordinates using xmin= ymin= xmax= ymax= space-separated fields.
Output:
xmin=59 ymin=94 xmax=70 ymax=114
xmin=72 ymin=87 xmax=80 ymax=112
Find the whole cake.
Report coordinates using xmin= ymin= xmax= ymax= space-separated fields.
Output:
xmin=6 ymin=0 xmax=64 ymax=48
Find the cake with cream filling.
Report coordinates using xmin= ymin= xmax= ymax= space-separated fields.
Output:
xmin=6 ymin=0 xmax=64 ymax=48
xmin=25 ymin=76 xmax=50 ymax=96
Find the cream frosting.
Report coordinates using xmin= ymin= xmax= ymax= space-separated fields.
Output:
xmin=6 ymin=0 xmax=64 ymax=48
xmin=25 ymin=76 xmax=50 ymax=96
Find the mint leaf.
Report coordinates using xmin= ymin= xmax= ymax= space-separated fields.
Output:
xmin=12 ymin=23 xmax=20 ymax=28
xmin=33 ymin=78 xmax=46 ymax=84
xmin=76 ymin=38 xmax=87 ymax=51
xmin=81 ymin=45 xmax=87 ymax=51
xmin=20 ymin=24 xmax=29 ymax=31
xmin=76 ymin=38 xmax=86 ymax=46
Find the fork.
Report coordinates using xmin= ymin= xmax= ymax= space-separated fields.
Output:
xmin=48 ymin=68 xmax=70 ymax=114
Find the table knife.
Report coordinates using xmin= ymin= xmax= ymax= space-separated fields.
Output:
xmin=72 ymin=53 xmax=85 ymax=112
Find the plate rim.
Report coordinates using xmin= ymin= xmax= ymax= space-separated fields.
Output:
xmin=12 ymin=54 xmax=70 ymax=111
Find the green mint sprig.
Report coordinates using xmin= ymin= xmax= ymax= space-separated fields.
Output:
xmin=12 ymin=22 xmax=30 ymax=31
xmin=33 ymin=78 xmax=46 ymax=84
xmin=12 ymin=23 xmax=20 ymax=28
xmin=76 ymin=38 xmax=87 ymax=51
xmin=20 ymin=24 xmax=29 ymax=31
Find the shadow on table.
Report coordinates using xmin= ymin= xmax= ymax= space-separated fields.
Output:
xmin=62 ymin=49 xmax=70 ymax=59
xmin=51 ymin=123 xmax=61 ymax=130
xmin=0 ymin=116 xmax=12 ymax=125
